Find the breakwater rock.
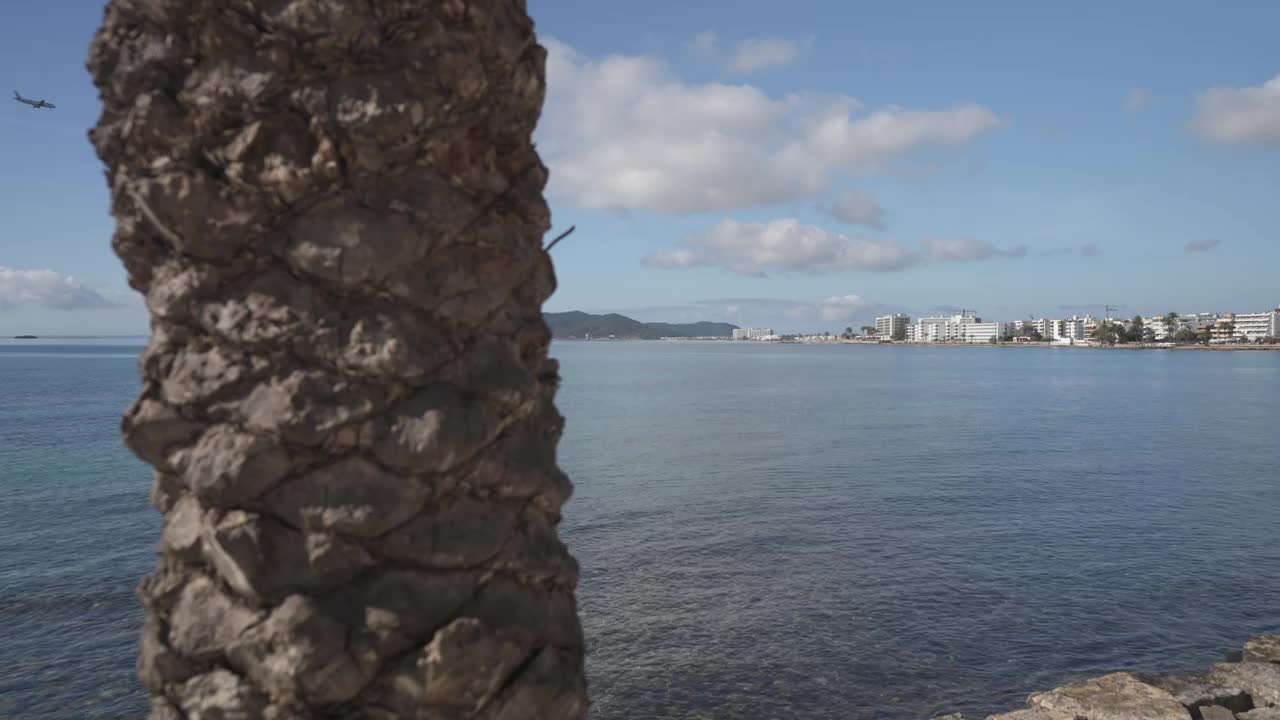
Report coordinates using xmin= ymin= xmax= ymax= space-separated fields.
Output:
xmin=939 ymin=635 xmax=1280 ymax=720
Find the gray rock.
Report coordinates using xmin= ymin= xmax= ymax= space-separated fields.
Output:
xmin=1239 ymin=708 xmax=1280 ymax=719
xmin=1210 ymin=663 xmax=1280 ymax=708
xmin=1028 ymin=672 xmax=1193 ymax=719
xmin=1245 ymin=637 xmax=1280 ymax=664
xmin=1133 ymin=672 xmax=1253 ymax=715
xmin=1199 ymin=706 xmax=1239 ymax=720
xmin=986 ymin=711 xmax=1075 ymax=720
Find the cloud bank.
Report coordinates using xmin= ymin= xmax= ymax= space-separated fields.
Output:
xmin=539 ymin=38 xmax=1004 ymax=214
xmin=0 ymin=267 xmax=121 ymax=310
xmin=823 ymin=189 xmax=886 ymax=229
xmin=1190 ymin=74 xmax=1280 ymax=145
xmin=642 ymin=218 xmax=1028 ymax=276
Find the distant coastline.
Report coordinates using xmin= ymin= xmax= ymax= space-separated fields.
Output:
xmin=560 ymin=336 xmax=1280 ymax=351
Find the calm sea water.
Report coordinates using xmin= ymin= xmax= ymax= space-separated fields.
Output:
xmin=1 ymin=339 xmax=1277 ymax=719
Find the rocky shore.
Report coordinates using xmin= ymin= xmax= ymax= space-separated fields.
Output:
xmin=938 ymin=635 xmax=1280 ymax=720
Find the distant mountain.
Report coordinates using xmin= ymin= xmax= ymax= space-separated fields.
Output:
xmin=545 ymin=311 xmax=737 ymax=339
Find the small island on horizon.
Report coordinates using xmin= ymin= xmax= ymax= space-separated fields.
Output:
xmin=12 ymin=335 xmax=38 ymax=339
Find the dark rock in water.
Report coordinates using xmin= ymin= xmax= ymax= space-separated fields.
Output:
xmin=1209 ymin=663 xmax=1280 ymax=708
xmin=1026 ymin=672 xmax=1192 ymax=720
xmin=1131 ymin=673 xmax=1253 ymax=717
xmin=1198 ymin=705 xmax=1238 ymax=720
xmin=1245 ymin=637 xmax=1280 ymax=664
xmin=12 ymin=334 xmax=37 ymax=339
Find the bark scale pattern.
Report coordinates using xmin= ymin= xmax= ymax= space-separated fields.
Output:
xmin=88 ymin=1 xmax=586 ymax=717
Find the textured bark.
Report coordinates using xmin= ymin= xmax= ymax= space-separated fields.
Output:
xmin=88 ymin=1 xmax=586 ymax=717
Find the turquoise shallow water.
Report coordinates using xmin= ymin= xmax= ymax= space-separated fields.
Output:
xmin=1 ymin=340 xmax=1278 ymax=719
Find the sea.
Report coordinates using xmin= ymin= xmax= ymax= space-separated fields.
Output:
xmin=1 ymin=338 xmax=1277 ymax=719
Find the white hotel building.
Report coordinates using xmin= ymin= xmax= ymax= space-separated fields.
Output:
xmin=875 ymin=314 xmax=911 ymax=338
xmin=732 ymin=327 xmax=776 ymax=340
xmin=1230 ymin=309 xmax=1280 ymax=341
xmin=906 ymin=313 xmax=1015 ymax=343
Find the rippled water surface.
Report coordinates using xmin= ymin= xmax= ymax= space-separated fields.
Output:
xmin=2 ymin=340 xmax=1277 ymax=719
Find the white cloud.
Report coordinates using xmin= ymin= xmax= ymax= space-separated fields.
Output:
xmin=923 ymin=237 xmax=1027 ymax=262
xmin=643 ymin=218 xmax=916 ymax=276
xmin=689 ymin=32 xmax=807 ymax=74
xmin=539 ymin=38 xmax=1004 ymax=214
xmin=1125 ymin=88 xmax=1160 ymax=113
xmin=1190 ymin=75 xmax=1280 ymax=145
xmin=728 ymin=36 xmax=804 ymax=74
xmin=642 ymin=219 xmax=1027 ymax=276
xmin=823 ymin=189 xmax=886 ymax=229
xmin=0 ymin=267 xmax=122 ymax=310
xmin=1185 ymin=238 xmax=1221 ymax=252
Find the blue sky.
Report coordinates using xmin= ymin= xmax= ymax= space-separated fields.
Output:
xmin=1 ymin=0 xmax=1278 ymax=335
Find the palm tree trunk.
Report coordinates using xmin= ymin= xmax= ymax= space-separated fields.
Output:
xmin=88 ymin=1 xmax=586 ymax=717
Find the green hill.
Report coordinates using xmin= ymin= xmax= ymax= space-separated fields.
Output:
xmin=545 ymin=311 xmax=737 ymax=339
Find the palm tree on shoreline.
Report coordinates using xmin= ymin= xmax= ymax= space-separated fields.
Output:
xmin=89 ymin=1 xmax=586 ymax=717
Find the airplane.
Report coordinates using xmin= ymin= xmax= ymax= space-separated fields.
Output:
xmin=13 ymin=91 xmax=55 ymax=109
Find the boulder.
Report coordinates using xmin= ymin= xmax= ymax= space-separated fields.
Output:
xmin=1028 ymin=672 xmax=1193 ymax=720
xmin=1239 ymin=708 xmax=1280 ymax=720
xmin=986 ymin=710 xmax=1075 ymax=720
xmin=1245 ymin=637 xmax=1280 ymax=665
xmin=1132 ymin=673 xmax=1253 ymax=716
xmin=1210 ymin=663 xmax=1280 ymax=708
xmin=1199 ymin=706 xmax=1238 ymax=720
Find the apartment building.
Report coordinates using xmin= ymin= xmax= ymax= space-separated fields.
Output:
xmin=875 ymin=314 xmax=911 ymax=338
xmin=1210 ymin=315 xmax=1239 ymax=344
xmin=1231 ymin=309 xmax=1280 ymax=340
xmin=962 ymin=322 xmax=1015 ymax=343
xmin=907 ymin=313 xmax=980 ymax=343
xmin=732 ymin=327 xmax=775 ymax=340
